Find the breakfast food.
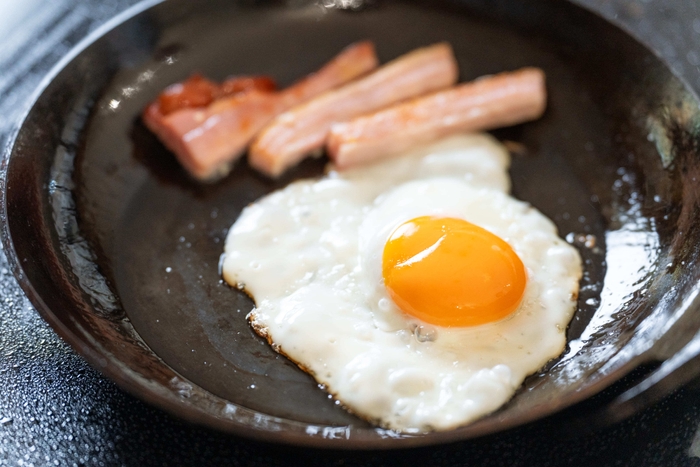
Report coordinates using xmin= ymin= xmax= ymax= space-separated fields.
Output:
xmin=143 ymin=41 xmax=579 ymax=431
xmin=222 ymin=134 xmax=582 ymax=432
xmin=147 ymin=74 xmax=277 ymax=116
xmin=143 ymin=40 xmax=378 ymax=180
xmin=248 ymin=42 xmax=458 ymax=177
xmin=327 ymin=67 xmax=546 ymax=169
xmin=143 ymin=41 xmax=548 ymax=181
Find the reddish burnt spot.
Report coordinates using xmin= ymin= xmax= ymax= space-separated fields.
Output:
xmin=158 ymin=74 xmax=220 ymax=115
xmin=156 ymin=74 xmax=278 ymax=116
xmin=220 ymin=76 xmax=276 ymax=95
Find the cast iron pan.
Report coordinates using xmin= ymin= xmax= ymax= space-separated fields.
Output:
xmin=2 ymin=0 xmax=700 ymax=449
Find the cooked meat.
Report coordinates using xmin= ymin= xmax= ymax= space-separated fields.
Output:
xmin=248 ymin=42 xmax=459 ymax=178
xmin=143 ymin=40 xmax=379 ymax=180
xmin=326 ymin=68 xmax=546 ymax=169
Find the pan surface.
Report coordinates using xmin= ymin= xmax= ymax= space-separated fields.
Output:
xmin=3 ymin=0 xmax=700 ymax=448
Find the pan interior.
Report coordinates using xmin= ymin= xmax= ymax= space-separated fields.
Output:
xmin=11 ymin=0 xmax=699 ymax=444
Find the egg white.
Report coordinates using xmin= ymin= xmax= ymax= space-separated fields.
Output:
xmin=222 ymin=134 xmax=582 ymax=432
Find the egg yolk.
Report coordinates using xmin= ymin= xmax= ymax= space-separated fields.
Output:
xmin=382 ymin=216 xmax=527 ymax=327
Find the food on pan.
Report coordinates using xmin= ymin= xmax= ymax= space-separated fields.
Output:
xmin=248 ymin=42 xmax=458 ymax=178
xmin=222 ymin=134 xmax=582 ymax=432
xmin=150 ymin=74 xmax=277 ymax=116
xmin=142 ymin=42 xmax=546 ymax=180
xmin=326 ymin=67 xmax=546 ymax=169
xmin=144 ymin=39 xmax=576 ymax=431
xmin=143 ymin=40 xmax=378 ymax=180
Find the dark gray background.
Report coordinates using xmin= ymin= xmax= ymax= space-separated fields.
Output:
xmin=1 ymin=0 xmax=700 ymax=465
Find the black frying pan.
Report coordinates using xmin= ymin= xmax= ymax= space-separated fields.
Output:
xmin=2 ymin=0 xmax=700 ymax=449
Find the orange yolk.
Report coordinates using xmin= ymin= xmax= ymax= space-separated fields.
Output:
xmin=382 ymin=216 xmax=527 ymax=327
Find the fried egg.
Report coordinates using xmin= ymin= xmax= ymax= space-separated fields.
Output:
xmin=222 ymin=134 xmax=582 ymax=432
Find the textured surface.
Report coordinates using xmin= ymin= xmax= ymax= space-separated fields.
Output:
xmin=2 ymin=0 xmax=700 ymax=465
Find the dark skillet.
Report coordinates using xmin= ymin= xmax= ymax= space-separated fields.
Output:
xmin=2 ymin=0 xmax=700 ymax=449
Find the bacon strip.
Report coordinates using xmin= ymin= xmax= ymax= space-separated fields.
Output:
xmin=142 ymin=75 xmax=277 ymax=138
xmin=326 ymin=68 xmax=547 ymax=169
xmin=143 ymin=41 xmax=379 ymax=180
xmin=157 ymin=74 xmax=220 ymax=115
xmin=153 ymin=74 xmax=277 ymax=116
xmin=248 ymin=42 xmax=459 ymax=178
